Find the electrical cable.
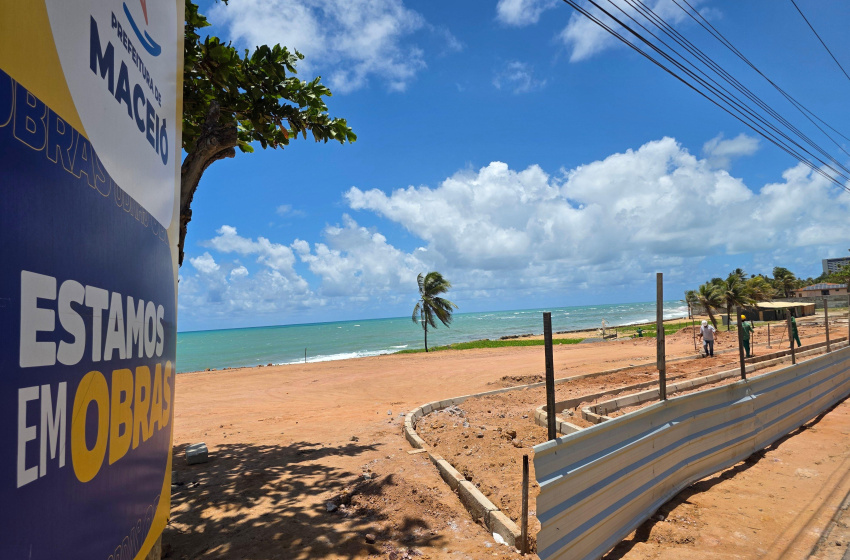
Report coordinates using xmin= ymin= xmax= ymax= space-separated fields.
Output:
xmin=672 ymin=0 xmax=850 ymax=148
xmin=789 ymin=0 xmax=850 ymax=84
xmin=557 ymin=0 xmax=850 ymax=192
xmin=606 ymin=0 xmax=850 ymax=182
xmin=628 ymin=0 xmax=850 ymax=167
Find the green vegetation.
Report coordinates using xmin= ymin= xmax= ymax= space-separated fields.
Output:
xmin=180 ymin=0 xmax=356 ymax=265
xmin=412 ymin=272 xmax=458 ymax=352
xmin=616 ymin=321 xmax=697 ymax=338
xmin=686 ymin=267 xmax=794 ymax=330
xmin=397 ymin=338 xmax=584 ymax=353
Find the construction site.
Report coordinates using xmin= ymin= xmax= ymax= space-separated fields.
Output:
xmin=403 ymin=294 xmax=850 ymax=560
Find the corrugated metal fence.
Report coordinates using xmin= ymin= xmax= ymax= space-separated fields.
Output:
xmin=533 ymin=346 xmax=850 ymax=560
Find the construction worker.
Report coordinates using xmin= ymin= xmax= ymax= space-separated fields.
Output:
xmin=741 ymin=315 xmax=754 ymax=358
xmin=699 ymin=320 xmax=716 ymax=357
xmin=790 ymin=313 xmax=802 ymax=348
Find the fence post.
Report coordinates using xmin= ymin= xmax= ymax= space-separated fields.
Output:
xmin=736 ymin=307 xmax=746 ymax=380
xmin=521 ymin=455 xmax=529 ymax=554
xmin=691 ymin=316 xmax=697 ymax=352
xmin=787 ymin=313 xmax=796 ymax=365
xmin=824 ymin=297 xmax=830 ymax=352
xmin=657 ymin=273 xmax=667 ymax=400
xmin=543 ymin=312 xmax=556 ymax=441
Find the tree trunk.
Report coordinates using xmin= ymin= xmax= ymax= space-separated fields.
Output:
xmin=424 ymin=325 xmax=428 ymax=352
xmin=178 ymin=101 xmax=238 ymax=267
xmin=726 ymin=302 xmax=732 ymax=331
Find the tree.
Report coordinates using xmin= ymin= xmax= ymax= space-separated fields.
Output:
xmin=825 ymin=264 xmax=850 ymax=286
xmin=695 ymin=283 xmax=722 ymax=329
xmin=772 ymin=267 xmax=799 ymax=297
xmin=180 ymin=0 xmax=356 ymax=266
xmin=746 ymin=275 xmax=775 ymax=302
xmin=412 ymin=272 xmax=458 ymax=352
xmin=684 ymin=289 xmax=698 ymax=319
xmin=719 ymin=270 xmax=754 ymax=330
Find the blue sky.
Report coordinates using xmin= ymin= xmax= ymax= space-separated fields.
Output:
xmin=177 ymin=0 xmax=850 ymax=332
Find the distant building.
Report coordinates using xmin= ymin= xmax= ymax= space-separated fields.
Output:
xmin=822 ymin=257 xmax=850 ymax=275
xmin=792 ymin=282 xmax=848 ymax=298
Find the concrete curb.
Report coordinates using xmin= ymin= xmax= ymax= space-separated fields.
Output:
xmin=401 ymin=359 xmax=708 ymax=548
xmin=581 ymin=340 xmax=850 ymax=422
xmin=402 ymin=334 xmax=843 ymax=552
xmin=403 ymin=400 xmax=522 ymax=547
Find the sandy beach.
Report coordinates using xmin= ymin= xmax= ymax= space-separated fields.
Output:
xmin=164 ymin=316 xmax=850 ymax=560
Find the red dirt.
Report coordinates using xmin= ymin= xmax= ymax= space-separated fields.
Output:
xmin=164 ymin=317 xmax=850 ymax=560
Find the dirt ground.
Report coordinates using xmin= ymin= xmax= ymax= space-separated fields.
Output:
xmin=164 ymin=316 xmax=850 ymax=560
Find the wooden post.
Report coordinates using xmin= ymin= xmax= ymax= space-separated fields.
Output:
xmin=691 ymin=315 xmax=697 ymax=352
xmin=657 ymin=273 xmax=667 ymax=400
xmin=543 ymin=312 xmax=557 ymax=440
xmin=521 ymin=455 xmax=529 ymax=554
xmin=824 ymin=298 xmax=830 ymax=352
xmin=787 ymin=313 xmax=796 ymax=365
xmin=736 ymin=307 xmax=746 ymax=380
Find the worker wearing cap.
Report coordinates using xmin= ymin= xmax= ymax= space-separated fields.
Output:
xmin=698 ymin=320 xmax=716 ymax=357
xmin=741 ymin=315 xmax=754 ymax=358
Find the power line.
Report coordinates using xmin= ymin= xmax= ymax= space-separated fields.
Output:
xmin=672 ymin=0 xmax=850 ymax=147
xmin=608 ymin=0 xmax=850 ymax=182
xmin=624 ymin=0 xmax=850 ymax=171
xmin=557 ymin=0 xmax=850 ymax=192
xmin=789 ymin=0 xmax=850 ymax=84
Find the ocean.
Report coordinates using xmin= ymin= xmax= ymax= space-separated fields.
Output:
xmin=175 ymin=300 xmax=690 ymax=373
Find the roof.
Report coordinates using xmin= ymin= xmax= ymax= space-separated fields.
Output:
xmin=796 ymin=283 xmax=847 ymax=291
xmin=754 ymin=302 xmax=814 ymax=309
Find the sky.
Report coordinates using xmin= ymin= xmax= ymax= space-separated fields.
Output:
xmin=177 ymin=0 xmax=850 ymax=332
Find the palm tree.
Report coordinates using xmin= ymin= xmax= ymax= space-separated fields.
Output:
xmin=695 ymin=283 xmax=722 ymax=329
xmin=720 ymin=271 xmax=754 ymax=330
xmin=685 ymin=289 xmax=698 ymax=319
xmin=746 ymin=276 xmax=775 ymax=302
xmin=412 ymin=272 xmax=458 ymax=352
xmin=772 ymin=267 xmax=798 ymax=298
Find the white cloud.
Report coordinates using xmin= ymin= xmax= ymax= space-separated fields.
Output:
xmin=295 ymin=215 xmax=427 ymax=298
xmin=178 ymin=265 xmax=323 ymax=322
xmin=276 ymin=204 xmax=305 ymax=218
xmin=496 ymin=0 xmax=558 ymax=26
xmin=347 ymin=137 xmax=850 ymax=287
xmin=180 ymin=134 xmax=850 ymax=324
xmin=559 ymin=0 xmax=706 ymax=62
xmin=190 ymin=252 xmax=220 ymax=274
xmin=434 ymin=26 xmax=464 ymax=55
xmin=702 ymin=133 xmax=760 ymax=169
xmin=210 ymin=0 xmax=428 ymax=93
xmin=204 ymin=225 xmax=300 ymax=273
xmin=180 ymin=219 xmax=428 ymax=321
xmin=493 ymin=61 xmax=547 ymax=94
xmin=230 ymin=266 xmax=249 ymax=279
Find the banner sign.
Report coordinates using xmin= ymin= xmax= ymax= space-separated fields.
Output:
xmin=0 ymin=1 xmax=182 ymax=558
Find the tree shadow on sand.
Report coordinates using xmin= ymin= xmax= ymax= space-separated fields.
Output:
xmin=163 ymin=440 xmax=444 ymax=559
xmin=602 ymin=402 xmax=839 ymax=560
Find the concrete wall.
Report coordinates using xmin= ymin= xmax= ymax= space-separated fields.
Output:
xmin=532 ymin=346 xmax=850 ymax=560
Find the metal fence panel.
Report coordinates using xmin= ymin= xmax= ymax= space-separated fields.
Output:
xmin=533 ymin=347 xmax=850 ymax=560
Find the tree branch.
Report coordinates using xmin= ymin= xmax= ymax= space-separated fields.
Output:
xmin=179 ymin=101 xmax=237 ymax=266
